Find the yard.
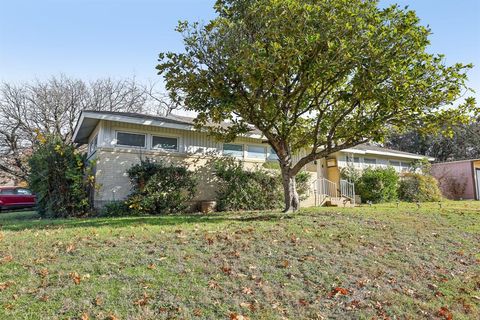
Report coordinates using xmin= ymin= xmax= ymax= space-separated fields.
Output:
xmin=0 ymin=202 xmax=479 ymax=319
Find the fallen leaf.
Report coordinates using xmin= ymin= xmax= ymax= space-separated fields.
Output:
xmin=38 ymin=268 xmax=49 ymax=278
xmin=66 ymin=244 xmax=76 ymax=253
xmin=242 ymin=287 xmax=253 ymax=295
xmin=438 ymin=306 xmax=453 ymax=320
xmin=229 ymin=312 xmax=249 ymax=320
xmin=0 ymin=281 xmax=15 ymax=291
xmin=69 ymin=272 xmax=81 ymax=285
xmin=1 ymin=255 xmax=13 ymax=264
xmin=81 ymin=313 xmax=89 ymax=320
xmin=147 ymin=263 xmax=156 ymax=270
xmin=328 ymin=287 xmax=350 ymax=298
xmin=39 ymin=294 xmax=49 ymax=302
xmin=133 ymin=292 xmax=150 ymax=306
xmin=106 ymin=314 xmax=119 ymax=320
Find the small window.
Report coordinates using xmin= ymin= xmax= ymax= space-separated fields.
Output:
xmin=152 ymin=136 xmax=178 ymax=151
xmin=0 ymin=189 xmax=15 ymax=195
xmin=223 ymin=144 xmax=243 ymax=158
xmin=401 ymin=162 xmax=410 ymax=171
xmin=247 ymin=145 xmax=266 ymax=160
xmin=16 ymin=188 xmax=32 ymax=195
xmin=88 ymin=134 xmax=98 ymax=155
xmin=116 ymin=132 xmax=146 ymax=148
xmin=268 ymin=148 xmax=279 ymax=161
xmin=364 ymin=158 xmax=377 ymax=165
xmin=346 ymin=156 xmax=360 ymax=163
xmin=389 ymin=160 xmax=400 ymax=167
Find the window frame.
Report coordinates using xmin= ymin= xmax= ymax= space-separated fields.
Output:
xmin=246 ymin=144 xmax=266 ymax=160
xmin=115 ymin=131 xmax=147 ymax=148
xmin=364 ymin=158 xmax=377 ymax=165
xmin=88 ymin=134 xmax=98 ymax=155
xmin=223 ymin=143 xmax=244 ymax=158
xmin=151 ymin=135 xmax=180 ymax=152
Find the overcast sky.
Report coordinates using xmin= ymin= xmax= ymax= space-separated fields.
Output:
xmin=1 ymin=0 xmax=479 ymax=101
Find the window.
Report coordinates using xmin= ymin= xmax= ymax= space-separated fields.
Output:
xmin=247 ymin=145 xmax=266 ymax=160
xmin=364 ymin=158 xmax=377 ymax=165
xmin=88 ymin=134 xmax=98 ymax=155
xmin=268 ymin=148 xmax=279 ymax=161
xmin=223 ymin=144 xmax=243 ymax=158
xmin=0 ymin=189 xmax=15 ymax=195
xmin=116 ymin=132 xmax=146 ymax=148
xmin=346 ymin=156 xmax=360 ymax=163
xmin=16 ymin=188 xmax=32 ymax=195
xmin=389 ymin=160 xmax=400 ymax=167
xmin=401 ymin=162 xmax=410 ymax=172
xmin=152 ymin=136 xmax=178 ymax=151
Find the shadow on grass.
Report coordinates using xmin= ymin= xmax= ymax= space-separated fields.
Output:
xmin=0 ymin=209 xmax=302 ymax=232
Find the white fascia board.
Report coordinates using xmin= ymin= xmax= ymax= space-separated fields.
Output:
xmin=79 ymin=112 xmax=265 ymax=140
xmin=340 ymin=148 xmax=434 ymax=161
xmin=72 ymin=112 xmax=86 ymax=142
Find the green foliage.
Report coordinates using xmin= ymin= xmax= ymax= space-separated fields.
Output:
xmin=356 ymin=167 xmax=399 ymax=203
xmin=98 ymin=201 xmax=131 ymax=217
xmin=213 ymin=158 xmax=310 ymax=211
xmin=340 ymin=165 xmax=362 ymax=184
xmin=124 ymin=159 xmax=197 ymax=215
xmin=157 ymin=0 xmax=476 ymax=210
xmin=28 ymin=135 xmax=94 ymax=218
xmin=399 ymin=173 xmax=442 ymax=202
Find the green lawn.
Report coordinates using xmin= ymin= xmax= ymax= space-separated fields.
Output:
xmin=0 ymin=202 xmax=479 ymax=319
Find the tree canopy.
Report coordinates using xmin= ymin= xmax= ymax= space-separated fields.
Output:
xmin=157 ymin=0 xmax=476 ymax=211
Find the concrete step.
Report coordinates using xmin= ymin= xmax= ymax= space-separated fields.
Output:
xmin=325 ymin=197 xmax=355 ymax=207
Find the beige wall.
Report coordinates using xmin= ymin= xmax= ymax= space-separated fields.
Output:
xmin=94 ymin=147 xmax=318 ymax=209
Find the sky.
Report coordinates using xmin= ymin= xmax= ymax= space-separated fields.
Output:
xmin=0 ymin=0 xmax=479 ymax=101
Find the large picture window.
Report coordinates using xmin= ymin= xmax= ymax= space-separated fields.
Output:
xmin=152 ymin=136 xmax=178 ymax=151
xmin=247 ymin=145 xmax=266 ymax=160
xmin=223 ymin=144 xmax=243 ymax=158
xmin=116 ymin=132 xmax=146 ymax=148
xmin=268 ymin=148 xmax=279 ymax=161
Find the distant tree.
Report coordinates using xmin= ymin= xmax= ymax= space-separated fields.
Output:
xmin=386 ymin=120 xmax=480 ymax=162
xmin=157 ymin=0 xmax=476 ymax=211
xmin=0 ymin=75 xmax=172 ymax=180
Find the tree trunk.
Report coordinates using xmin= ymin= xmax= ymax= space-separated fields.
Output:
xmin=280 ymin=166 xmax=299 ymax=213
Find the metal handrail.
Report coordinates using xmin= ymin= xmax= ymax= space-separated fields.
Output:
xmin=340 ymin=179 xmax=356 ymax=206
xmin=311 ymin=178 xmax=338 ymax=198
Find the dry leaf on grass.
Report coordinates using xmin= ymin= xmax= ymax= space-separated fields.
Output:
xmin=229 ymin=312 xmax=250 ymax=320
xmin=0 ymin=281 xmax=15 ymax=291
xmin=1 ymin=255 xmax=13 ymax=264
xmin=69 ymin=272 xmax=81 ymax=285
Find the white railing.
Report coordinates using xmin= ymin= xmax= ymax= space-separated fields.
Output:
xmin=340 ymin=179 xmax=355 ymax=206
xmin=310 ymin=178 xmax=338 ymax=205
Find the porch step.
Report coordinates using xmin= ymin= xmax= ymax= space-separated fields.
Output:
xmin=324 ymin=197 xmax=355 ymax=208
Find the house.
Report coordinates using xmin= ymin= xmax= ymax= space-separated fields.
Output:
xmin=72 ymin=111 xmax=433 ymax=208
xmin=431 ymin=159 xmax=480 ymax=200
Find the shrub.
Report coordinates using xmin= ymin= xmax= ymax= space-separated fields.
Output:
xmin=98 ymin=201 xmax=131 ymax=217
xmin=356 ymin=167 xmax=399 ymax=203
xmin=124 ymin=159 xmax=197 ymax=215
xmin=398 ymin=173 xmax=442 ymax=202
xmin=213 ymin=158 xmax=310 ymax=211
xmin=28 ymin=134 xmax=94 ymax=218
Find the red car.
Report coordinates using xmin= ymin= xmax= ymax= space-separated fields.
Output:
xmin=0 ymin=187 xmax=37 ymax=212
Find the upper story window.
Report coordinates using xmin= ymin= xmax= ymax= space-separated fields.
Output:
xmin=116 ymin=132 xmax=146 ymax=148
xmin=152 ymin=136 xmax=178 ymax=152
xmin=364 ymin=158 xmax=377 ymax=165
xmin=223 ymin=144 xmax=243 ymax=158
xmin=88 ymin=134 xmax=98 ymax=155
xmin=247 ymin=145 xmax=266 ymax=160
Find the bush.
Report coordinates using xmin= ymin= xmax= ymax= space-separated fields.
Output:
xmin=124 ymin=159 xmax=197 ymax=215
xmin=213 ymin=158 xmax=310 ymax=211
xmin=398 ymin=173 xmax=442 ymax=202
xmin=98 ymin=201 xmax=131 ymax=217
xmin=28 ymin=135 xmax=94 ymax=218
xmin=356 ymin=167 xmax=399 ymax=203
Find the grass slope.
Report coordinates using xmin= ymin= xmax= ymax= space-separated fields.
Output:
xmin=0 ymin=202 xmax=479 ymax=319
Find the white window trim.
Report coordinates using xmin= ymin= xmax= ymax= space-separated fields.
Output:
xmin=151 ymin=134 xmax=180 ymax=152
xmin=88 ymin=134 xmax=98 ymax=156
xmin=115 ymin=131 xmax=147 ymax=149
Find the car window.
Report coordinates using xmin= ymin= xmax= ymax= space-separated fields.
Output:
xmin=16 ymin=188 xmax=32 ymax=195
xmin=0 ymin=189 xmax=15 ymax=195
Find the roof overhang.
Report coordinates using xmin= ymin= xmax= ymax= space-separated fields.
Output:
xmin=72 ymin=111 xmax=265 ymax=144
xmin=341 ymin=148 xmax=435 ymax=162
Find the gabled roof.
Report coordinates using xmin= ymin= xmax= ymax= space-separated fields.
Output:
xmin=72 ymin=110 xmax=263 ymax=144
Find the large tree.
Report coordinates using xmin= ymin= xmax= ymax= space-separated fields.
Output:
xmin=157 ymin=0 xmax=476 ymax=211
xmin=0 ymin=75 xmax=171 ymax=180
